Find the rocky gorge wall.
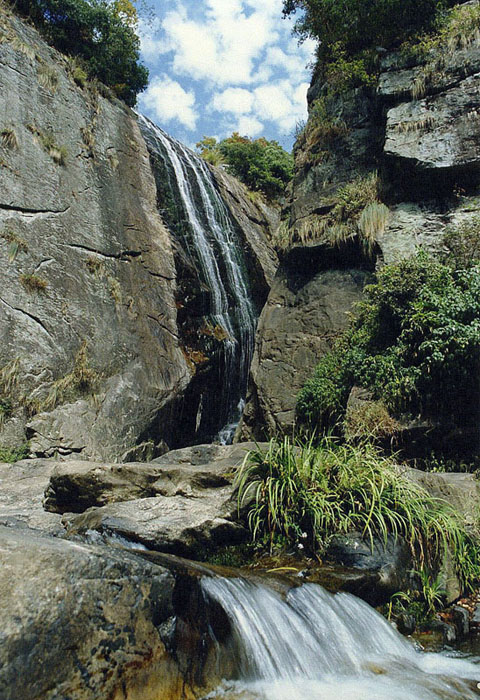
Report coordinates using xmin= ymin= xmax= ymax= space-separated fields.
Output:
xmin=242 ymin=3 xmax=480 ymax=439
xmin=0 ymin=2 xmax=277 ymax=461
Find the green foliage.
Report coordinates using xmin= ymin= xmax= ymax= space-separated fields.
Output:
xmin=12 ymin=0 xmax=148 ymax=105
xmin=389 ymin=567 xmax=446 ymax=626
xmin=283 ymin=0 xmax=455 ymax=61
xmin=235 ymin=436 xmax=480 ymax=589
xmin=195 ymin=136 xmax=225 ymax=166
xmin=197 ymin=133 xmax=294 ymax=199
xmin=0 ymin=443 xmax=30 ymax=463
xmin=297 ymin=250 xmax=480 ymax=429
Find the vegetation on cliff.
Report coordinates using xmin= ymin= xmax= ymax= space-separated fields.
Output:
xmin=11 ymin=0 xmax=147 ymax=105
xmin=297 ymin=232 xmax=480 ymax=436
xmin=196 ymin=133 xmax=294 ymax=199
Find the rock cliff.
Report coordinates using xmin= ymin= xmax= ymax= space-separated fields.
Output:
xmin=0 ymin=3 xmax=276 ymax=460
xmin=242 ymin=1 xmax=480 ymax=438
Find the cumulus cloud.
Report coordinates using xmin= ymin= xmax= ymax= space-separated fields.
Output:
xmin=139 ymin=76 xmax=198 ymax=130
xmin=236 ymin=115 xmax=264 ymax=137
xmin=213 ymin=88 xmax=254 ymax=115
xmin=138 ymin=0 xmax=316 ymax=145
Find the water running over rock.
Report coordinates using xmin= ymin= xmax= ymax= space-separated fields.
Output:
xmin=201 ymin=577 xmax=480 ymax=699
xmin=139 ymin=115 xmax=256 ymax=445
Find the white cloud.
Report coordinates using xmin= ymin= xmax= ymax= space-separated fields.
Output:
xmin=213 ymin=88 xmax=254 ymax=115
xmin=139 ymin=76 xmax=198 ymax=130
xmin=236 ymin=115 xmax=264 ymax=137
xmin=160 ymin=0 xmax=280 ymax=86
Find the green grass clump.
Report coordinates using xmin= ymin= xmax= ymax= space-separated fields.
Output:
xmin=19 ymin=273 xmax=48 ymax=292
xmin=0 ymin=443 xmax=29 ymax=463
xmin=235 ymin=436 xmax=480 ymax=591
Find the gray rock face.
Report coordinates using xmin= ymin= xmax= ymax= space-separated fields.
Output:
xmin=242 ymin=247 xmax=370 ymax=438
xmin=0 ymin=7 xmax=276 ymax=459
xmin=384 ymin=73 xmax=480 ymax=176
xmin=0 ymin=8 xmax=189 ymax=460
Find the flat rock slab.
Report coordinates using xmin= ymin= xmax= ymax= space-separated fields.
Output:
xmin=64 ymin=491 xmax=248 ymax=557
xmin=44 ymin=442 xmax=263 ymax=514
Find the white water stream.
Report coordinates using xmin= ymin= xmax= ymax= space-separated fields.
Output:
xmin=138 ymin=115 xmax=256 ymax=443
xmin=201 ymin=577 xmax=480 ymax=700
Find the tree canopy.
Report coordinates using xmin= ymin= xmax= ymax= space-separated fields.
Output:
xmin=14 ymin=0 xmax=148 ymax=105
xmin=196 ymin=133 xmax=294 ymax=199
xmin=282 ymin=0 xmax=456 ymax=64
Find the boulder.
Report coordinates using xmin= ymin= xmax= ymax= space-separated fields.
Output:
xmin=0 ymin=526 xmax=188 ymax=700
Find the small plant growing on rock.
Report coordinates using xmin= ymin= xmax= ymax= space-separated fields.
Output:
xmin=40 ymin=342 xmax=100 ymax=411
xmin=0 ymin=443 xmax=30 ymax=463
xmin=1 ymin=230 xmax=28 ymax=262
xmin=10 ymin=36 xmax=36 ymax=61
xmin=37 ymin=63 xmax=58 ymax=93
xmin=0 ymin=128 xmax=17 ymax=150
xmin=85 ymin=256 xmax=104 ymax=276
xmin=27 ymin=124 xmax=67 ymax=165
xmin=19 ymin=273 xmax=48 ymax=293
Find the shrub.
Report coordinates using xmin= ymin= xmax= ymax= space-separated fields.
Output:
xmin=235 ymin=436 xmax=480 ymax=589
xmin=282 ymin=0 xmax=456 ymax=63
xmin=297 ymin=251 xmax=480 ymax=430
xmin=441 ymin=217 xmax=480 ymax=270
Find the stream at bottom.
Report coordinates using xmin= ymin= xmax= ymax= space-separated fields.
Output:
xmin=199 ymin=577 xmax=480 ymax=700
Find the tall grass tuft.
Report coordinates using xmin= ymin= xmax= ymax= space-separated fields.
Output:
xmin=235 ymin=436 xmax=480 ymax=590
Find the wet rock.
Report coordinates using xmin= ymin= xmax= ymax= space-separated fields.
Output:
xmin=452 ymin=605 xmax=470 ymax=638
xmin=64 ymin=492 xmax=248 ymax=557
xmin=325 ymin=532 xmax=412 ymax=603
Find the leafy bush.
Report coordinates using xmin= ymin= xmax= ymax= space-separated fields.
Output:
xmin=0 ymin=443 xmax=30 ymax=463
xmin=12 ymin=0 xmax=148 ymax=105
xmin=297 ymin=251 xmax=480 ymax=428
xmin=197 ymin=133 xmax=293 ymax=199
xmin=235 ymin=436 xmax=480 ymax=589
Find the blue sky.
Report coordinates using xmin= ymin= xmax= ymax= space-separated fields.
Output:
xmin=136 ymin=0 xmax=316 ymax=151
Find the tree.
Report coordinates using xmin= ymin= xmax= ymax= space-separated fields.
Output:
xmin=13 ymin=0 xmax=148 ymax=105
xmin=282 ymin=0 xmax=455 ymax=62
xmin=196 ymin=133 xmax=293 ymax=199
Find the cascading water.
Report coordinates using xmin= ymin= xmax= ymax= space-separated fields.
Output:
xmin=201 ymin=577 xmax=480 ymax=700
xmin=138 ymin=114 xmax=256 ymax=445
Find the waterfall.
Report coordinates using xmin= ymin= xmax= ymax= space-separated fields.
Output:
xmin=201 ymin=577 xmax=480 ymax=699
xmin=138 ymin=115 xmax=256 ymax=445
